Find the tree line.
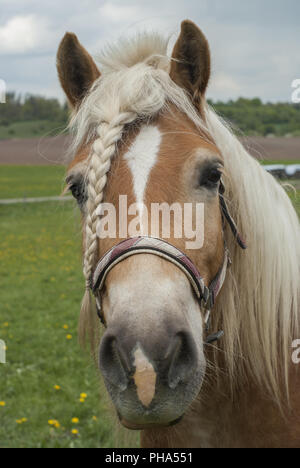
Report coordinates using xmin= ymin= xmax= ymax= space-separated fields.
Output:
xmin=1 ymin=93 xmax=300 ymax=136
xmin=0 ymin=93 xmax=68 ymax=127
xmin=209 ymin=98 xmax=300 ymax=136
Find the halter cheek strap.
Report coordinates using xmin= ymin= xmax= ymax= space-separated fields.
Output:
xmin=219 ymin=181 xmax=247 ymax=250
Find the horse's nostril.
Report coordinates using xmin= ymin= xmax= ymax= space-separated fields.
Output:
xmin=167 ymin=331 xmax=198 ymax=390
xmin=99 ymin=334 xmax=131 ymax=391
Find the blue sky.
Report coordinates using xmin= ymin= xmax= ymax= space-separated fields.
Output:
xmin=0 ymin=0 xmax=299 ymax=102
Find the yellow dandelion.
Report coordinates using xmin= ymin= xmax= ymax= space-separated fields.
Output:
xmin=63 ymin=324 xmax=69 ymax=330
xmin=80 ymin=393 xmax=87 ymax=399
xmin=0 ymin=402 xmax=6 ymax=407
xmin=66 ymin=334 xmax=72 ymax=340
xmin=71 ymin=417 xmax=79 ymax=424
xmin=3 ymin=322 xmax=9 ymax=327
xmin=92 ymin=416 xmax=98 ymax=421
xmin=16 ymin=418 xmax=27 ymax=424
xmin=72 ymin=429 xmax=79 ymax=435
xmin=53 ymin=385 xmax=61 ymax=391
xmin=48 ymin=419 xmax=60 ymax=428
xmin=79 ymin=398 xmax=85 ymax=403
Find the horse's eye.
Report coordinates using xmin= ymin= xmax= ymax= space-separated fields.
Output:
xmin=204 ymin=168 xmax=222 ymax=185
xmin=70 ymin=183 xmax=82 ymax=200
xmin=67 ymin=176 xmax=87 ymax=206
xmin=198 ymin=163 xmax=223 ymax=190
xmin=200 ymin=167 xmax=222 ymax=188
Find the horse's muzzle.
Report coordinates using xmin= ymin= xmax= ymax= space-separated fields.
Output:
xmin=99 ymin=325 xmax=203 ymax=427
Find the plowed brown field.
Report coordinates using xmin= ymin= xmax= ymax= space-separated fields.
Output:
xmin=0 ymin=135 xmax=299 ymax=165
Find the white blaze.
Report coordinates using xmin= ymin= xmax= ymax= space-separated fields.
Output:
xmin=133 ymin=346 xmax=156 ymax=407
xmin=124 ymin=125 xmax=161 ymax=234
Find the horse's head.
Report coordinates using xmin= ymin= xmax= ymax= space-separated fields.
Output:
xmin=57 ymin=21 xmax=231 ymax=429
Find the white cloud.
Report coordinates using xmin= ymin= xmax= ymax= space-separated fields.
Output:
xmin=209 ymin=72 xmax=242 ymax=100
xmin=0 ymin=14 xmax=54 ymax=54
xmin=99 ymin=2 xmax=142 ymax=23
xmin=0 ymin=0 xmax=299 ymax=101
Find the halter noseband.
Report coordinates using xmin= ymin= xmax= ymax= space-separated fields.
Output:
xmin=90 ymin=185 xmax=246 ymax=345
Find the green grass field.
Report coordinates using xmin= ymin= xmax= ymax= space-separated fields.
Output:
xmin=260 ymin=160 xmax=300 ymax=166
xmin=0 ymin=165 xmax=299 ymax=448
xmin=0 ymin=201 xmax=122 ymax=448
xmin=0 ymin=166 xmax=66 ymax=199
xmin=0 ymin=121 xmax=67 ymax=140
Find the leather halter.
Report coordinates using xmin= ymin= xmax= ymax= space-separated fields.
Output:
xmin=90 ymin=183 xmax=246 ymax=344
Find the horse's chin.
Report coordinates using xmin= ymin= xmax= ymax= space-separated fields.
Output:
xmin=118 ymin=414 xmax=184 ymax=431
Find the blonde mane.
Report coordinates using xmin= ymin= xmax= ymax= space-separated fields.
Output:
xmin=206 ymin=110 xmax=300 ymax=403
xmin=69 ymin=31 xmax=300 ymax=405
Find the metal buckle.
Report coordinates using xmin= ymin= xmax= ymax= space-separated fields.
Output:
xmin=202 ymin=290 xmax=214 ymax=311
xmin=205 ymin=330 xmax=224 ymax=344
xmin=204 ymin=310 xmax=211 ymax=332
xmin=201 ymin=287 xmax=210 ymax=308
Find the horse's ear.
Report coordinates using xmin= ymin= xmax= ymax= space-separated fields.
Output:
xmin=57 ymin=33 xmax=100 ymax=108
xmin=170 ymin=20 xmax=210 ymax=107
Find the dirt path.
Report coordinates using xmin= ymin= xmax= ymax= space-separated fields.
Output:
xmin=240 ymin=136 xmax=300 ymax=161
xmin=0 ymin=196 xmax=72 ymax=205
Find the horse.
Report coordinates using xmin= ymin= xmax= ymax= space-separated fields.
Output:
xmin=56 ymin=20 xmax=300 ymax=448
